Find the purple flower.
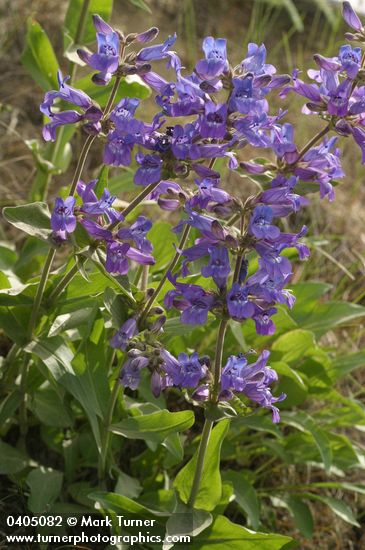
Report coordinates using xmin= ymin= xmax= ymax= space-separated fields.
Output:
xmin=164 ymin=276 xmax=215 ymax=325
xmin=229 ymin=75 xmax=266 ymax=114
xmin=137 ymin=33 xmax=177 ymax=62
xmin=342 ymin=1 xmax=363 ymax=32
xmin=78 ymin=181 xmax=122 ymax=223
xmin=117 ymin=216 xmax=153 ymax=253
xmin=271 ymin=123 xmax=298 ymax=163
xmin=110 ymin=318 xmax=138 ymax=350
xmin=105 ymin=241 xmax=155 ymax=274
xmin=259 ymin=175 xmax=302 ymax=216
xmin=190 ymin=178 xmax=232 ymax=210
xmin=119 ymin=353 xmax=149 ymax=390
xmin=221 ymin=350 xmax=285 ymax=422
xmin=221 ymin=354 xmax=249 ymax=392
xmin=199 ymin=102 xmax=227 ymax=139
xmin=234 ymin=112 xmax=273 ymax=148
xmin=227 ymin=283 xmax=255 ymax=320
xmin=110 ymin=98 xmax=140 ymax=130
xmin=104 ymin=131 xmax=135 ymax=167
xmin=149 ymin=180 xmax=186 ymax=210
xmin=40 ymin=71 xmax=101 ymax=141
xmin=242 ymin=43 xmax=275 ymax=76
xmin=51 ymin=197 xmax=76 ymax=239
xmin=136 ymin=27 xmax=159 ymax=44
xmin=201 ymin=245 xmax=231 ymax=288
xmin=134 ymin=153 xmax=162 ymax=185
xmin=195 ymin=37 xmax=228 ymax=80
xmin=81 ymin=219 xmax=113 ymax=241
xmin=171 ymin=124 xmax=199 ymax=160
xmin=78 ymin=15 xmax=120 ymax=85
xmin=253 ymin=307 xmax=277 ymax=335
xmin=339 ymin=45 xmax=362 ymax=79
xmin=171 ymin=352 xmax=207 ymax=388
xmin=106 ymin=242 xmax=130 ymax=274
xmin=40 ymin=70 xmax=92 ymax=115
xmin=249 ymin=205 xmax=280 ymax=240
xmin=247 ymin=267 xmax=295 ymax=309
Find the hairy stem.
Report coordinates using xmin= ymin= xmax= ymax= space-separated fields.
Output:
xmin=109 ymin=181 xmax=161 ymax=230
xmin=212 ymin=319 xmax=228 ymax=400
xmin=47 ymin=262 xmax=80 ymax=303
xmin=98 ymin=367 xmax=120 ymax=482
xmin=187 ymin=311 xmax=229 ymax=508
xmin=27 ymin=248 xmax=56 ymax=339
xmin=140 ymin=224 xmax=191 ymax=323
xmin=296 ymin=123 xmax=331 ymax=162
xmin=187 ymin=417 xmax=214 ymax=508
xmin=141 ymin=265 xmax=149 ymax=292
xmin=69 ymin=134 xmax=96 ymax=196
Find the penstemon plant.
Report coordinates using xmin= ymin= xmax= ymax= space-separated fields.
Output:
xmin=2 ymin=1 xmax=365 ymax=547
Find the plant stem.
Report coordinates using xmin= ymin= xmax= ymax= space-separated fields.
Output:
xmin=233 ymin=250 xmax=244 ymax=284
xmin=98 ymin=370 xmax=120 ymax=482
xmin=140 ymin=224 xmax=191 ymax=323
xmin=212 ymin=319 xmax=228 ymax=400
xmin=27 ymin=248 xmax=56 ymax=339
xmin=296 ymin=123 xmax=331 ymax=162
xmin=187 ymin=417 xmax=213 ymax=508
xmin=103 ymin=76 xmax=122 ymax=118
xmin=47 ymin=262 xmax=80 ymax=303
xmin=68 ymin=0 xmax=91 ymax=84
xmin=141 ymin=265 xmax=149 ymax=292
xmin=108 ymin=181 xmax=161 ymax=230
xmin=69 ymin=134 xmax=96 ymax=196
xmin=187 ymin=313 xmax=229 ymax=508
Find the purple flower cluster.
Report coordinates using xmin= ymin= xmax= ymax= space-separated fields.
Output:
xmin=51 ymin=179 xmax=155 ymax=274
xmin=44 ymin=3 xmax=362 ymax=422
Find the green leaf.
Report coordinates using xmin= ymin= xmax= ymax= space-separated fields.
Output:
xmin=0 ymin=441 xmax=29 ymax=474
xmin=64 ymin=0 xmax=114 ymax=46
xmin=3 ymin=202 xmax=52 ymax=242
xmin=174 ymin=419 xmax=230 ymax=511
xmin=89 ymin=491 xmax=168 ymax=519
xmin=94 ymin=165 xmax=109 ymax=198
xmin=328 ymin=351 xmax=365 ymax=381
xmin=286 ymin=496 xmax=313 ymax=538
xmin=163 ymin=432 xmax=184 ymax=462
xmin=111 ymin=410 xmax=194 ymax=444
xmin=272 ymin=361 xmax=308 ymax=407
xmin=109 ymin=168 xmax=135 ymax=194
xmin=164 ymin=504 xmax=212 ymax=550
xmin=0 ymin=242 xmax=17 ymax=270
xmin=223 ymin=471 xmax=260 ymax=530
xmin=76 ymin=74 xmax=150 ymax=107
xmin=145 ymin=221 xmax=177 ymax=273
xmin=115 ymin=472 xmax=142 ymax=500
xmin=31 ymin=387 xmax=73 ymax=427
xmin=280 ymin=411 xmax=332 ymax=471
xmin=0 ymin=392 xmax=22 ymax=426
xmin=48 ymin=308 xmax=95 ymax=337
xmin=271 ymin=329 xmax=317 ymax=363
xmin=304 ymin=493 xmax=359 ymax=527
xmin=21 ymin=19 xmax=59 ymax=90
xmin=26 ymin=335 xmax=103 ymax=450
xmin=26 ymin=467 xmax=63 ymax=513
xmin=290 ymin=300 xmax=365 ymax=335
xmin=190 ymin=515 xmax=295 ymax=549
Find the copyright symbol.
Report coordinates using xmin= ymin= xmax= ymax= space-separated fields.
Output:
xmin=67 ymin=517 xmax=77 ymax=526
